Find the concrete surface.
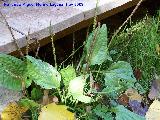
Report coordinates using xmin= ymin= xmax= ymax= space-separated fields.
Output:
xmin=0 ymin=0 xmax=136 ymax=54
xmin=0 ymin=87 xmax=23 ymax=114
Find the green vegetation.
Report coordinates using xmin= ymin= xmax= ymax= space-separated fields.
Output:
xmin=0 ymin=12 xmax=160 ymax=120
xmin=110 ymin=13 xmax=160 ymax=91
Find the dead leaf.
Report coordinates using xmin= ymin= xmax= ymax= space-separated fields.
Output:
xmin=92 ymin=82 xmax=101 ymax=92
xmin=38 ymin=103 xmax=75 ymax=120
xmin=145 ymin=99 xmax=160 ymax=120
xmin=1 ymin=102 xmax=28 ymax=120
xmin=118 ymin=94 xmax=129 ymax=106
xmin=129 ymin=100 xmax=148 ymax=116
xmin=133 ymin=68 xmax=142 ymax=80
xmin=52 ymin=96 xmax=59 ymax=104
xmin=125 ymin=88 xmax=142 ymax=102
xmin=148 ymin=80 xmax=160 ymax=100
xmin=39 ymin=95 xmax=59 ymax=105
xmin=42 ymin=90 xmax=49 ymax=105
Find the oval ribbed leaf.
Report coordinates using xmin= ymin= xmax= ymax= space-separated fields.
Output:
xmin=0 ymin=53 xmax=31 ymax=91
xmin=103 ymin=61 xmax=136 ymax=98
xmin=26 ymin=56 xmax=61 ymax=89
xmin=85 ymin=24 xmax=112 ymax=65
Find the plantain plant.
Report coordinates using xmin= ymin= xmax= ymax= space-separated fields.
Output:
xmin=0 ymin=24 xmax=146 ymax=120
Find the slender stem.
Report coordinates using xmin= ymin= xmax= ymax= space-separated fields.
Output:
xmin=76 ymin=26 xmax=90 ymax=71
xmin=35 ymin=38 xmax=40 ymax=57
xmin=0 ymin=11 xmax=24 ymax=57
xmin=85 ymin=22 xmax=100 ymax=73
xmin=93 ymin=0 xmax=99 ymax=31
xmin=95 ymin=64 xmax=102 ymax=80
xmin=108 ymin=0 xmax=144 ymax=48
xmin=0 ymin=20 xmax=27 ymax=36
xmin=49 ymin=22 xmax=57 ymax=69
xmin=60 ymin=43 xmax=85 ymax=66
xmin=26 ymin=28 xmax=30 ymax=55
xmin=72 ymin=32 xmax=75 ymax=65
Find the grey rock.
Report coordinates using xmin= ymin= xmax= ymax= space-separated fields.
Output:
xmin=0 ymin=87 xmax=23 ymax=114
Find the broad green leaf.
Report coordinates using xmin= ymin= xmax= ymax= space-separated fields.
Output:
xmin=68 ymin=75 xmax=92 ymax=103
xmin=115 ymin=105 xmax=145 ymax=120
xmin=26 ymin=56 xmax=61 ymax=89
xmin=93 ymin=104 xmax=113 ymax=120
xmin=0 ymin=53 xmax=31 ymax=91
xmin=60 ymin=65 xmax=76 ymax=86
xmin=85 ymin=24 xmax=112 ymax=65
xmin=103 ymin=61 xmax=136 ymax=98
xmin=38 ymin=103 xmax=75 ymax=120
